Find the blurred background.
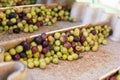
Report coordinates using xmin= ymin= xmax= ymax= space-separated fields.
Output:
xmin=0 ymin=0 xmax=120 ymax=13
xmin=77 ymin=0 xmax=120 ymax=13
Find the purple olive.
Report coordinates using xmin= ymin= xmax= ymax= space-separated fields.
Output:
xmin=109 ymin=76 xmax=116 ymax=80
xmin=47 ymin=45 xmax=53 ymax=50
xmin=18 ymin=12 xmax=26 ymax=18
xmin=60 ymin=36 xmax=68 ymax=43
xmin=34 ymin=36 xmax=43 ymax=44
xmin=27 ymin=19 xmax=33 ymax=24
xmin=7 ymin=21 xmax=13 ymax=26
xmin=90 ymin=30 xmax=96 ymax=35
xmin=22 ymin=16 xmax=28 ymax=21
xmin=18 ymin=13 xmax=22 ymax=18
xmin=36 ymin=21 xmax=43 ymax=27
xmin=64 ymin=42 xmax=71 ymax=49
xmin=80 ymin=36 xmax=86 ymax=43
xmin=21 ymin=41 xmax=30 ymax=50
xmin=41 ymin=33 xmax=47 ymax=40
xmin=74 ymin=36 xmax=80 ymax=42
xmin=12 ymin=54 xmax=20 ymax=60
xmin=42 ymin=40 xmax=49 ymax=47
xmin=71 ymin=42 xmax=76 ymax=48
xmin=75 ymin=51 xmax=81 ymax=55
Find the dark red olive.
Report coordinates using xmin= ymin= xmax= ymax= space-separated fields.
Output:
xmin=57 ymin=16 xmax=62 ymax=21
xmin=42 ymin=48 xmax=49 ymax=53
xmin=0 ymin=18 xmax=2 ymax=23
xmin=12 ymin=54 xmax=20 ymax=60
